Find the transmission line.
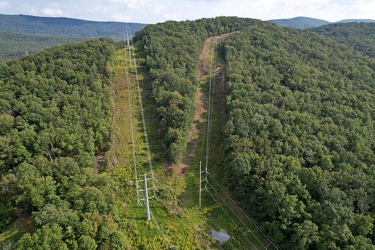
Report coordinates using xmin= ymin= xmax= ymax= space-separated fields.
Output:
xmin=131 ymin=43 xmax=156 ymax=188
xmin=205 ymin=185 xmax=259 ymax=249
xmin=124 ymin=29 xmax=140 ymax=204
xmin=207 ymin=172 xmax=281 ymax=250
xmin=206 ymin=181 xmax=267 ymax=249
xmin=205 ymin=34 xmax=216 ymax=173
xmin=200 ymin=30 xmax=280 ymax=250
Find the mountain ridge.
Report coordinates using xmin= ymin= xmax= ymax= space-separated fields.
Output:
xmin=0 ymin=14 xmax=147 ymax=40
xmin=269 ymin=16 xmax=375 ymax=28
xmin=0 ymin=14 xmax=147 ymax=60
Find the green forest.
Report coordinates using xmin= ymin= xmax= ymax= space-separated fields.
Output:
xmin=0 ymin=30 xmax=83 ymax=61
xmin=133 ymin=17 xmax=263 ymax=163
xmin=311 ymin=22 xmax=375 ymax=57
xmin=1 ymin=16 xmax=375 ymax=249
xmin=0 ymin=38 xmax=130 ymax=249
xmin=222 ymin=24 xmax=375 ymax=249
xmin=135 ymin=18 xmax=375 ymax=249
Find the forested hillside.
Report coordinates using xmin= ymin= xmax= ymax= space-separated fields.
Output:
xmin=0 ymin=14 xmax=146 ymax=40
xmin=311 ymin=22 xmax=375 ymax=57
xmin=0 ymin=14 xmax=146 ymax=61
xmin=222 ymin=23 xmax=375 ymax=249
xmin=269 ymin=16 xmax=330 ymax=29
xmin=1 ymin=16 xmax=375 ymax=249
xmin=133 ymin=17 xmax=264 ymax=163
xmin=0 ymin=30 xmax=83 ymax=61
xmin=0 ymin=38 xmax=129 ymax=249
xmin=133 ymin=19 xmax=375 ymax=248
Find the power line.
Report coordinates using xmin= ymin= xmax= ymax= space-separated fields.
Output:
xmin=205 ymin=34 xmax=215 ymax=173
xmin=131 ymin=42 xmax=157 ymax=188
xmin=201 ymin=31 xmax=280 ymax=250
xmin=124 ymin=27 xmax=140 ymax=204
xmin=206 ymin=181 xmax=267 ymax=249
xmin=207 ymin=172 xmax=281 ymax=250
xmin=205 ymin=185 xmax=259 ymax=250
xmin=124 ymin=27 xmax=159 ymax=225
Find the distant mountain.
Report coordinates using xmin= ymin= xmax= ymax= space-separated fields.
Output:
xmin=269 ymin=17 xmax=375 ymax=29
xmin=337 ymin=19 xmax=375 ymax=23
xmin=269 ymin=16 xmax=330 ymax=29
xmin=0 ymin=14 xmax=147 ymax=40
xmin=0 ymin=30 xmax=83 ymax=60
xmin=0 ymin=14 xmax=147 ymax=60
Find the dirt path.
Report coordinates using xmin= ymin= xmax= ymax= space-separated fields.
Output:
xmin=170 ymin=33 xmax=235 ymax=175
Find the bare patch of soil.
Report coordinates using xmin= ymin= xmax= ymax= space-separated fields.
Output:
xmin=169 ymin=32 xmax=237 ymax=175
xmin=169 ymin=163 xmax=189 ymax=176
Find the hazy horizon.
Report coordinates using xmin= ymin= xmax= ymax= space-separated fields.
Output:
xmin=0 ymin=0 xmax=374 ymax=24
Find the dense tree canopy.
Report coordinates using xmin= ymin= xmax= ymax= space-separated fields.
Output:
xmin=0 ymin=30 xmax=83 ymax=61
xmin=222 ymin=23 xmax=375 ymax=249
xmin=134 ymin=16 xmax=263 ymax=163
xmin=0 ymin=38 xmax=130 ymax=248
xmin=311 ymin=22 xmax=375 ymax=57
xmin=1 ymin=16 xmax=375 ymax=249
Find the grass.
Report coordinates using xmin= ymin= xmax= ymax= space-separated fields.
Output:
xmin=0 ymin=213 xmax=33 ymax=249
xmin=107 ymin=47 xmax=212 ymax=249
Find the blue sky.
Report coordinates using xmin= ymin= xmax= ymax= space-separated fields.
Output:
xmin=0 ymin=0 xmax=374 ymax=24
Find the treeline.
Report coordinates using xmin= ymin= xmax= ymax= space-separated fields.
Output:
xmin=311 ymin=22 xmax=375 ymax=57
xmin=222 ymin=23 xmax=375 ymax=249
xmin=133 ymin=16 xmax=263 ymax=163
xmin=0 ymin=38 xmax=130 ymax=249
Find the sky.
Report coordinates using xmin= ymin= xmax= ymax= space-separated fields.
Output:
xmin=0 ymin=0 xmax=374 ymax=24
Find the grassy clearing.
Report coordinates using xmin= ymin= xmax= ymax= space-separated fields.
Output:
xmin=108 ymin=48 xmax=213 ymax=249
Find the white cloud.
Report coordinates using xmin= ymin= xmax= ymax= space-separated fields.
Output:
xmin=42 ymin=8 xmax=63 ymax=16
xmin=0 ymin=1 xmax=9 ymax=8
xmin=0 ymin=1 xmax=8 ymax=8
xmin=152 ymin=5 xmax=165 ymax=14
xmin=108 ymin=0 xmax=145 ymax=10
xmin=111 ymin=13 xmax=131 ymax=21
xmin=165 ymin=12 xmax=182 ymax=21
xmin=356 ymin=0 xmax=375 ymax=17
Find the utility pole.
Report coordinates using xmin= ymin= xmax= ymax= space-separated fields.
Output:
xmin=199 ymin=161 xmax=208 ymax=209
xmin=126 ymin=26 xmax=132 ymax=68
xmin=144 ymin=174 xmax=151 ymax=221
xmin=199 ymin=161 xmax=202 ymax=209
